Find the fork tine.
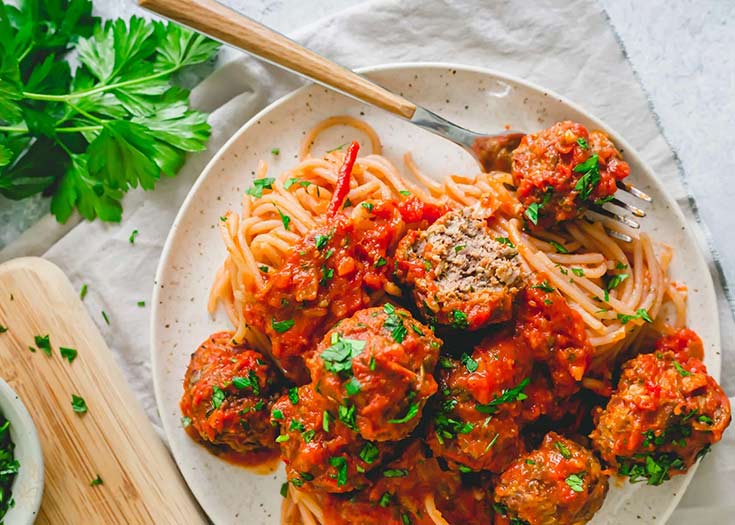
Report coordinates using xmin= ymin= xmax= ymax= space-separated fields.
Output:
xmin=606 ymin=228 xmax=634 ymax=243
xmin=617 ymin=181 xmax=652 ymax=202
xmin=589 ymin=205 xmax=641 ymax=229
xmin=609 ymin=198 xmax=646 ymax=217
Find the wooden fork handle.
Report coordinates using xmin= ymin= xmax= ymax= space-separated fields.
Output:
xmin=139 ymin=0 xmax=417 ymax=119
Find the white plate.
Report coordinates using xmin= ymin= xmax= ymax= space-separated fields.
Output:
xmin=152 ymin=63 xmax=720 ymax=525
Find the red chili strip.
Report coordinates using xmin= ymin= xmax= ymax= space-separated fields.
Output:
xmin=327 ymin=141 xmax=360 ymax=218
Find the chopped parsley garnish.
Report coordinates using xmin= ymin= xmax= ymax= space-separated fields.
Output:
xmin=571 ymin=267 xmax=585 ymax=277
xmin=338 ymin=404 xmax=357 ymax=429
xmin=531 ymin=280 xmax=555 ymax=293
xmin=616 ymin=262 xmax=629 ymax=270
xmin=302 ymin=429 xmax=315 ymax=444
xmin=495 ymin=237 xmax=515 ymax=248
xmin=288 ymin=387 xmax=299 ymax=405
xmin=329 ymin=456 xmax=348 ymax=486
xmin=219 ymin=216 xmax=227 ymax=222
xmin=246 ymin=177 xmax=276 ymax=198
xmin=272 ymin=409 xmax=284 ymax=420
xmin=577 ymin=137 xmax=589 ymax=150
xmin=555 ymin=441 xmax=572 ymax=459
xmin=181 ymin=416 xmax=192 ymax=427
xmin=450 ymin=309 xmax=469 ymax=329
xmin=605 ymin=273 xmax=629 ymax=301
xmin=617 ymin=308 xmax=653 ymax=325
xmin=129 ymin=229 xmax=139 ymax=244
xmin=525 ymin=202 xmax=540 ymax=225
xmin=673 ymin=360 xmax=691 ymax=377
xmin=137 ymin=300 xmax=146 ymax=307
xmin=388 ymin=402 xmax=419 ymax=424
xmin=211 ymin=386 xmax=225 ymax=409
xmin=411 ymin=324 xmax=424 ymax=336
xmin=475 ymin=378 xmax=530 ymax=414
xmin=101 ymin=310 xmax=110 ymax=325
xmin=460 ymin=353 xmax=478 ymax=373
xmin=439 ymin=357 xmax=455 ymax=369
xmin=345 ymin=377 xmax=362 ymax=396
xmin=277 ymin=208 xmax=291 ymax=230
xmin=35 ymin=334 xmax=51 ymax=356
xmin=80 ymin=284 xmax=88 ymax=300
xmin=379 ymin=492 xmax=392 ymax=507
xmin=698 ymin=415 xmax=713 ymax=425
xmin=322 ymin=411 xmax=331 ymax=432
xmin=284 ymin=177 xmax=311 ymax=189
xmin=361 ymin=202 xmax=374 ymax=212
xmin=383 ymin=303 xmax=408 ymax=342
xmin=71 ymin=394 xmax=88 ymax=414
xmin=549 ymin=240 xmax=569 ymax=253
xmin=314 ymin=232 xmax=332 ymax=250
xmin=565 ymin=473 xmax=584 ymax=492
xmin=573 ymin=154 xmax=601 ymax=200
xmin=458 ymin=464 xmax=473 ymax=473
xmin=90 ymin=475 xmax=103 ymax=486
xmin=454 ymin=244 xmax=465 ymax=253
xmin=375 ymin=257 xmax=387 ymax=267
xmin=401 ymin=513 xmax=411 ymax=525
xmin=289 ymin=419 xmax=305 ymax=432
xmin=369 ymin=355 xmax=377 ymax=371
xmin=60 ymin=347 xmax=78 ymax=363
xmin=271 ymin=148 xmax=280 ymax=156
xmin=321 ymin=333 xmax=365 ymax=374
xmin=383 ymin=468 xmax=408 ymax=478
xmin=399 ymin=190 xmax=411 ymax=196
xmin=595 ymin=195 xmax=615 ymax=206
xmin=232 ymin=371 xmax=261 ymax=395
xmin=271 ymin=318 xmax=295 ymax=333
xmin=525 ymin=459 xmax=536 ymax=465
xmin=275 ymin=434 xmax=289 ymax=443
xmin=0 ymin=325 xmax=6 ymax=334
xmin=280 ymin=482 xmax=289 ymax=497
xmin=359 ymin=442 xmax=380 ymax=464
xmin=618 ymin=453 xmax=685 ymax=486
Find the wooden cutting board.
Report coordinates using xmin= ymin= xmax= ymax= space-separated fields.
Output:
xmin=0 ymin=257 xmax=206 ymax=524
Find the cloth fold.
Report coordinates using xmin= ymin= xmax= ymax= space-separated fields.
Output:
xmin=3 ymin=0 xmax=732 ymax=521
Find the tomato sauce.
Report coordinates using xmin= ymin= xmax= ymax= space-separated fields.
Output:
xmin=655 ymin=328 xmax=705 ymax=361
xmin=512 ymin=121 xmax=630 ymax=228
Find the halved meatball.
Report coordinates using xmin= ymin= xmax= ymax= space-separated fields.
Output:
xmin=180 ymin=331 xmax=280 ymax=454
xmin=494 ymin=432 xmax=609 ymax=525
xmin=272 ymin=385 xmax=391 ymax=493
xmin=394 ymin=206 xmax=524 ymax=330
xmin=307 ymin=305 xmax=441 ymax=442
xmin=590 ymin=350 xmax=731 ymax=485
xmin=427 ymin=333 xmax=531 ymax=473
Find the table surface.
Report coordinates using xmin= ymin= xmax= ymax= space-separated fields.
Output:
xmin=1 ymin=0 xmax=732 ymax=307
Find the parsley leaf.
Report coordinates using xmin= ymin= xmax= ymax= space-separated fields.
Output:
xmin=0 ymin=12 xmax=219 ymax=222
xmin=388 ymin=402 xmax=419 ymax=424
xmin=35 ymin=334 xmax=52 ymax=356
xmin=383 ymin=303 xmax=407 ymax=342
xmin=549 ymin=240 xmax=568 ymax=253
xmin=71 ymin=394 xmax=88 ymax=413
xmin=577 ymin=137 xmax=589 ymax=150
xmin=525 ymin=202 xmax=540 ymax=225
xmin=271 ymin=318 xmax=295 ymax=333
xmin=321 ymin=333 xmax=365 ymax=374
xmin=495 ymin=237 xmax=515 ymax=248
xmin=328 ymin=456 xmax=348 ymax=486
xmin=531 ymin=280 xmax=555 ymax=293
xmin=460 ymin=353 xmax=478 ymax=373
xmin=60 ymin=346 xmax=78 ymax=363
xmin=450 ymin=309 xmax=469 ymax=329
xmin=246 ymin=177 xmax=275 ymax=198
xmin=565 ymin=473 xmax=584 ymax=492
xmin=475 ymin=378 xmax=530 ymax=414
xmin=211 ymin=386 xmax=225 ymax=409
xmin=573 ymin=154 xmax=601 ymax=200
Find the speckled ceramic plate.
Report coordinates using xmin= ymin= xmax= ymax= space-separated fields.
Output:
xmin=151 ymin=63 xmax=720 ymax=525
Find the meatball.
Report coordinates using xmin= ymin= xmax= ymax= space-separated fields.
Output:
xmin=427 ymin=333 xmax=531 ymax=473
xmin=272 ymin=385 xmax=391 ymax=493
xmin=180 ymin=331 xmax=280 ymax=454
xmin=322 ymin=441 xmax=494 ymax=525
xmin=512 ymin=121 xmax=630 ymax=228
xmin=495 ymin=432 xmax=609 ymax=525
xmin=590 ymin=351 xmax=731 ymax=485
xmin=307 ymin=305 xmax=441 ymax=442
xmin=515 ymin=283 xmax=594 ymax=397
xmin=394 ymin=206 xmax=524 ymax=330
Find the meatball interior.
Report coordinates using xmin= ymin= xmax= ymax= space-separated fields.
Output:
xmin=495 ymin=432 xmax=609 ymax=525
xmin=590 ymin=350 xmax=731 ymax=485
xmin=307 ymin=305 xmax=441 ymax=442
xmin=394 ymin=206 xmax=524 ymax=330
xmin=180 ymin=331 xmax=280 ymax=454
xmin=272 ymin=385 xmax=391 ymax=493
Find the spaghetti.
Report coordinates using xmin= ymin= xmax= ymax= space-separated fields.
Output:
xmin=190 ymin=116 xmax=728 ymax=525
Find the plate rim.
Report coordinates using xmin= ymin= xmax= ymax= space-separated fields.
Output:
xmin=151 ymin=61 xmax=720 ymax=523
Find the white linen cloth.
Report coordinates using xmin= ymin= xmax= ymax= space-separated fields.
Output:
xmin=2 ymin=0 xmax=732 ymax=522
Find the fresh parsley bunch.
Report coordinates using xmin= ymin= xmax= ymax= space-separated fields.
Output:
xmin=0 ymin=0 xmax=220 ymax=222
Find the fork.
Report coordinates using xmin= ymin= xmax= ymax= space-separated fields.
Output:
xmin=139 ymin=0 xmax=650 ymax=238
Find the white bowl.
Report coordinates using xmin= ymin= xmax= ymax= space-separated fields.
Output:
xmin=0 ymin=379 xmax=44 ymax=524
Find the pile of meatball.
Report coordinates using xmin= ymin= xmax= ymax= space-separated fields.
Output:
xmin=181 ymin=206 xmax=730 ymax=525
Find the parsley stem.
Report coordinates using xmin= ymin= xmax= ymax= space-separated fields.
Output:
xmin=67 ymin=102 xmax=106 ymax=126
xmin=0 ymin=126 xmax=26 ymax=133
xmin=21 ymin=65 xmax=181 ymax=103
xmin=57 ymin=125 xmax=104 ymax=133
